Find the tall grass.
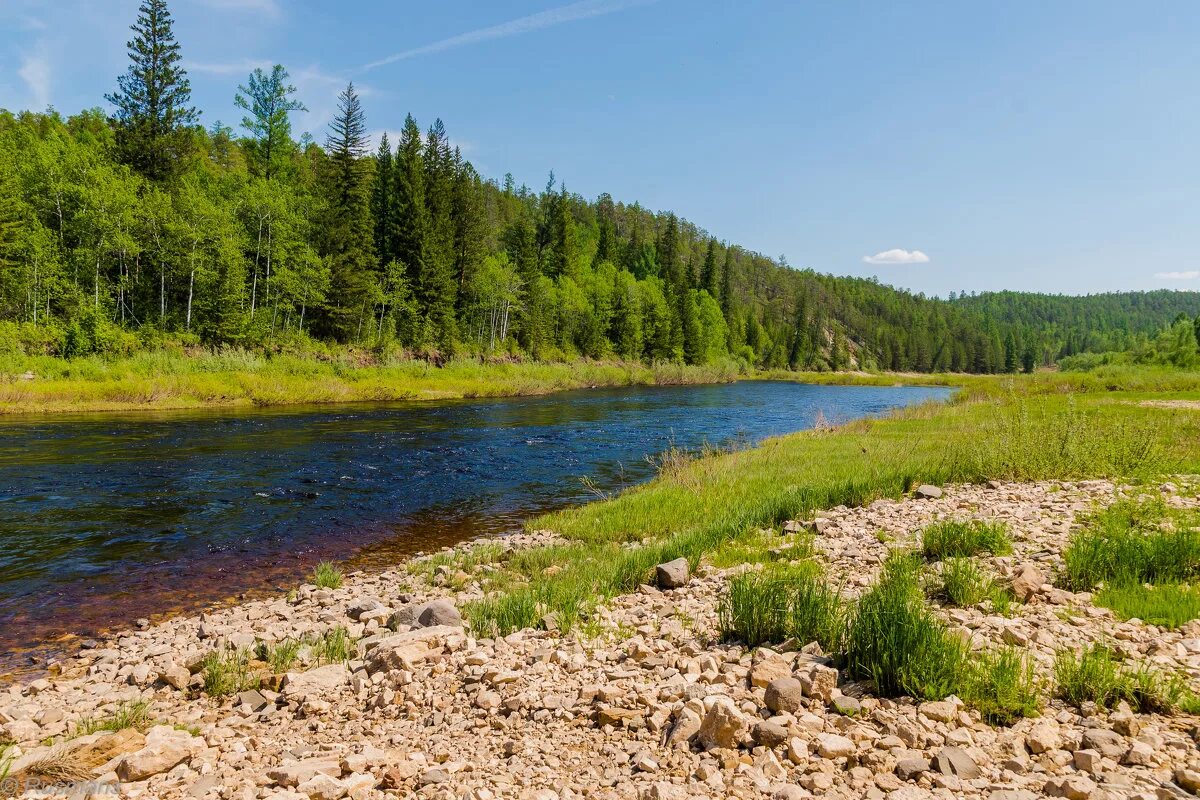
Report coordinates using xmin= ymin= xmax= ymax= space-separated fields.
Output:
xmin=718 ymin=563 xmax=846 ymax=650
xmin=1060 ymin=499 xmax=1200 ymax=590
xmin=1095 ymin=583 xmax=1200 ymax=629
xmin=921 ymin=520 xmax=1012 ymax=560
xmin=201 ymin=649 xmax=255 ymax=697
xmin=310 ymin=561 xmax=344 ymax=590
xmin=73 ymin=700 xmax=153 ymax=736
xmin=1054 ymin=643 xmax=1186 ymax=713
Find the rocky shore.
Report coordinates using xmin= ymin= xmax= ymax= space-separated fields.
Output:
xmin=4 ymin=479 xmax=1200 ymax=800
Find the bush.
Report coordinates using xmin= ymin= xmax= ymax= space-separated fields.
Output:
xmin=718 ymin=562 xmax=846 ymax=651
xmin=1060 ymin=499 xmax=1200 ymax=591
xmin=922 ymin=520 xmax=1012 ymax=560
xmin=846 ymin=553 xmax=968 ymax=700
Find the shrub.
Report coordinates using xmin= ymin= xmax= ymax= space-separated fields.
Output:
xmin=922 ymin=520 xmax=1012 ymax=560
xmin=846 ymin=553 xmax=968 ymax=700
xmin=311 ymin=561 xmax=344 ymax=589
xmin=718 ymin=562 xmax=846 ymax=650
xmin=1060 ymin=499 xmax=1200 ymax=591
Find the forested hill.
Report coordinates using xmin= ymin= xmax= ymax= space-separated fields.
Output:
xmin=1 ymin=1 xmax=1197 ymax=376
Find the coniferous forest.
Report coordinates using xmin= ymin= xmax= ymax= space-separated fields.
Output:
xmin=1 ymin=0 xmax=1199 ymax=373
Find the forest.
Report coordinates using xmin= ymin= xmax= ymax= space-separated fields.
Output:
xmin=1 ymin=0 xmax=1198 ymax=374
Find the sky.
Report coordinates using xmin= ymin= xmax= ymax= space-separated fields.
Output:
xmin=1 ymin=0 xmax=1199 ymax=297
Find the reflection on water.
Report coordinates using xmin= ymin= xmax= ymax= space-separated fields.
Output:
xmin=0 ymin=381 xmax=950 ymax=667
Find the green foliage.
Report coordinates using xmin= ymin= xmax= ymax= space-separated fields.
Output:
xmin=1054 ymin=643 xmax=1184 ymax=713
xmin=960 ymin=647 xmax=1041 ymax=725
xmin=310 ymin=561 xmax=343 ymax=589
xmin=935 ymin=558 xmax=996 ymax=607
xmin=1095 ymin=583 xmax=1200 ymax=629
xmin=846 ymin=553 xmax=968 ymax=700
xmin=921 ymin=520 xmax=1012 ymax=560
xmin=1060 ymin=499 xmax=1200 ymax=591
xmin=718 ymin=562 xmax=846 ymax=650
xmin=309 ymin=626 xmax=354 ymax=664
xmin=73 ymin=700 xmax=153 ymax=736
xmin=201 ymin=648 xmax=255 ymax=697
xmin=256 ymin=638 xmax=302 ymax=673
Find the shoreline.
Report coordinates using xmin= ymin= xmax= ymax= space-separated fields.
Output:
xmin=4 ymin=480 xmax=1200 ymax=799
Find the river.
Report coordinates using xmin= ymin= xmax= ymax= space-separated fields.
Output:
xmin=0 ymin=380 xmax=951 ymax=670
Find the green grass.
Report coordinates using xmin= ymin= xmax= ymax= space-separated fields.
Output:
xmin=933 ymin=557 xmax=1016 ymax=612
xmin=461 ymin=380 xmax=1199 ymax=639
xmin=1054 ymin=643 xmax=1187 ymax=713
xmin=846 ymin=552 xmax=968 ymax=701
xmin=0 ymin=349 xmax=744 ymax=415
xmin=309 ymin=626 xmax=355 ymax=664
xmin=201 ymin=649 xmax=256 ymax=697
xmin=718 ymin=562 xmax=846 ymax=650
xmin=310 ymin=561 xmax=344 ymax=590
xmin=73 ymin=700 xmax=153 ymax=736
xmin=1060 ymin=498 xmax=1200 ymax=591
xmin=256 ymin=638 xmax=302 ymax=673
xmin=1095 ymin=583 xmax=1200 ymax=629
xmin=921 ymin=520 xmax=1012 ymax=560
xmin=960 ymin=647 xmax=1042 ymax=725
xmin=708 ymin=530 xmax=814 ymax=568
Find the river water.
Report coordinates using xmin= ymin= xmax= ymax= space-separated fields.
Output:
xmin=0 ymin=380 xmax=950 ymax=669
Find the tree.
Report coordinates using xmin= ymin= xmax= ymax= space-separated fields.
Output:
xmin=106 ymin=0 xmax=198 ymax=181
xmin=234 ymin=64 xmax=307 ymax=180
xmin=320 ymin=82 xmax=375 ymax=340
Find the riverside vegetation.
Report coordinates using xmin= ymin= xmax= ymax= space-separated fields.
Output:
xmin=3 ymin=370 xmax=1200 ymax=799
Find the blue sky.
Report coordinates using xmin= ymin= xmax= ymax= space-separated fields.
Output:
xmin=2 ymin=0 xmax=1199 ymax=297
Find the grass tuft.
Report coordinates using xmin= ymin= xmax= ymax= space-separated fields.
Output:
xmin=960 ymin=647 xmax=1041 ymax=725
xmin=201 ymin=649 xmax=255 ymax=697
xmin=311 ymin=561 xmax=344 ymax=589
xmin=718 ymin=562 xmax=846 ymax=651
xmin=1096 ymin=583 xmax=1200 ymax=629
xmin=922 ymin=520 xmax=1012 ymax=560
xmin=309 ymin=626 xmax=355 ymax=664
xmin=73 ymin=700 xmax=153 ymax=736
xmin=1054 ymin=643 xmax=1185 ymax=713
xmin=1060 ymin=499 xmax=1200 ymax=591
xmin=256 ymin=638 xmax=302 ymax=674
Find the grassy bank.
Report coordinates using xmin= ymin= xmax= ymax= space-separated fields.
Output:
xmin=0 ymin=350 xmax=744 ymax=415
xmin=462 ymin=371 xmax=1200 ymax=639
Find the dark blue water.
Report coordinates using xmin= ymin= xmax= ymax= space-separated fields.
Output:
xmin=0 ymin=381 xmax=950 ymax=662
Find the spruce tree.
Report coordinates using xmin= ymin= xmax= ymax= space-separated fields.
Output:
xmin=234 ymin=64 xmax=306 ymax=180
xmin=106 ymin=0 xmax=199 ymax=181
xmin=700 ymin=239 xmax=718 ymax=298
xmin=371 ymin=133 xmax=393 ymax=261
xmin=720 ymin=246 xmax=734 ymax=320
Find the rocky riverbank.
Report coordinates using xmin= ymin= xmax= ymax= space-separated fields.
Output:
xmin=4 ymin=479 xmax=1200 ymax=800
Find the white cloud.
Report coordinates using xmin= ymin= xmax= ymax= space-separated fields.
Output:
xmin=862 ymin=248 xmax=930 ymax=265
xmin=360 ymin=0 xmax=658 ymax=71
xmin=1155 ymin=271 xmax=1200 ymax=280
xmin=18 ymin=45 xmax=51 ymax=109
xmin=192 ymin=0 xmax=281 ymax=15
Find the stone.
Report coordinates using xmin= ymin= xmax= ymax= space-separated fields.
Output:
xmin=764 ymin=677 xmax=805 ymax=713
xmin=162 ymin=662 xmax=191 ymax=690
xmin=666 ymin=709 xmax=701 ymax=748
xmin=655 ymin=558 xmax=690 ymax=590
xmin=117 ymin=725 xmax=204 ymax=782
xmin=388 ymin=599 xmax=462 ymax=629
xmin=814 ymin=733 xmax=854 ymax=759
xmin=915 ymin=484 xmax=943 ymax=499
xmin=69 ymin=728 xmax=147 ymax=772
xmin=267 ymin=757 xmax=344 ymax=787
xmin=281 ymin=663 xmax=350 ymax=700
xmin=798 ymin=665 xmax=838 ymax=702
xmin=1122 ymin=740 xmax=1155 ymax=766
xmin=1011 ymin=564 xmax=1045 ymax=602
xmin=365 ymin=625 xmax=465 ymax=672
xmin=1073 ymin=749 xmax=1102 ymax=774
xmin=932 ymin=746 xmax=980 ymax=779
xmin=1044 ymin=775 xmax=1097 ymax=800
xmin=1080 ymin=728 xmax=1125 ymax=759
xmin=750 ymin=657 xmax=792 ymax=689
xmin=919 ymin=700 xmax=957 ymax=723
xmin=297 ymin=773 xmax=349 ymax=800
xmin=1025 ymin=722 xmax=1061 ymax=754
xmin=894 ymin=757 xmax=930 ymax=781
xmin=237 ymin=688 xmax=271 ymax=712
xmin=831 ymin=695 xmax=861 ymax=716
xmin=752 ymin=721 xmax=790 ymax=748
xmin=1175 ymin=767 xmax=1200 ymax=793
xmin=644 ymin=782 xmax=688 ymax=800
xmin=771 ymin=786 xmax=811 ymax=800
xmin=696 ymin=697 xmax=747 ymax=750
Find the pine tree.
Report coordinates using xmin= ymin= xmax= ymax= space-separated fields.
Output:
xmin=106 ymin=0 xmax=198 ymax=181
xmin=234 ymin=64 xmax=306 ymax=180
xmin=699 ymin=239 xmax=718 ymax=298
xmin=320 ymin=82 xmax=375 ymax=340
xmin=719 ymin=246 xmax=734 ymax=320
xmin=371 ymin=133 xmax=393 ymax=261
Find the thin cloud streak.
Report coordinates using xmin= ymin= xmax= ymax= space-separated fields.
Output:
xmin=1156 ymin=271 xmax=1200 ymax=280
xmin=359 ymin=0 xmax=657 ymax=72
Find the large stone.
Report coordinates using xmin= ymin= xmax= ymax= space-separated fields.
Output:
xmin=1011 ymin=564 xmax=1045 ymax=602
xmin=894 ymin=757 xmax=930 ymax=781
xmin=655 ymin=558 xmax=690 ymax=590
xmin=752 ymin=721 xmax=790 ymax=748
xmin=162 ymin=662 xmax=191 ymax=691
xmin=798 ymin=665 xmax=838 ymax=702
xmin=666 ymin=709 xmax=701 ymax=748
xmin=764 ymin=677 xmax=805 ymax=713
xmin=918 ymin=700 xmax=958 ymax=723
xmin=365 ymin=625 xmax=466 ymax=672
xmin=749 ymin=657 xmax=792 ymax=689
xmin=1079 ymin=728 xmax=1125 ymax=759
xmin=696 ymin=697 xmax=747 ymax=750
xmin=267 ymin=757 xmax=343 ymax=787
xmin=815 ymin=733 xmax=854 ymax=759
xmin=1025 ymin=722 xmax=1061 ymax=754
xmin=116 ymin=725 xmax=205 ymax=782
xmin=69 ymin=728 xmax=146 ymax=772
xmin=387 ymin=600 xmax=462 ymax=630
xmin=280 ymin=664 xmax=350 ymax=700
xmin=915 ymin=484 xmax=943 ymax=499
xmin=297 ymin=773 xmax=349 ymax=800
xmin=933 ymin=746 xmax=980 ymax=779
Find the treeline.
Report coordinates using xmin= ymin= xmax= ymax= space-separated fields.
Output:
xmin=2 ymin=1 xmax=1198 ymax=374
xmin=1059 ymin=312 xmax=1200 ymax=371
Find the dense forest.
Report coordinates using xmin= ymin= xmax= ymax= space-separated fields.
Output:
xmin=1 ymin=0 xmax=1198 ymax=374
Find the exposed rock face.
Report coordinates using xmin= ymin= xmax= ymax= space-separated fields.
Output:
xmin=2 ymin=482 xmax=1199 ymax=800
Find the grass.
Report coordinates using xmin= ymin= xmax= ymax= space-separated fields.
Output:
xmin=1054 ymin=643 xmax=1189 ymax=713
xmin=461 ymin=376 xmax=1200 ymax=639
xmin=718 ymin=562 xmax=846 ymax=651
xmin=256 ymin=638 xmax=302 ymax=673
xmin=311 ymin=561 xmax=344 ymax=590
xmin=1060 ymin=498 xmax=1200 ymax=591
xmin=921 ymin=520 xmax=1012 ymax=560
xmin=201 ymin=649 xmax=256 ymax=697
xmin=1095 ymin=583 xmax=1200 ymax=629
xmin=310 ymin=626 xmax=355 ymax=664
xmin=961 ymin=647 xmax=1042 ymax=725
xmin=0 ymin=349 xmax=744 ymax=415
xmin=933 ymin=557 xmax=1016 ymax=612
xmin=73 ymin=700 xmax=153 ymax=736
xmin=708 ymin=529 xmax=813 ymax=568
